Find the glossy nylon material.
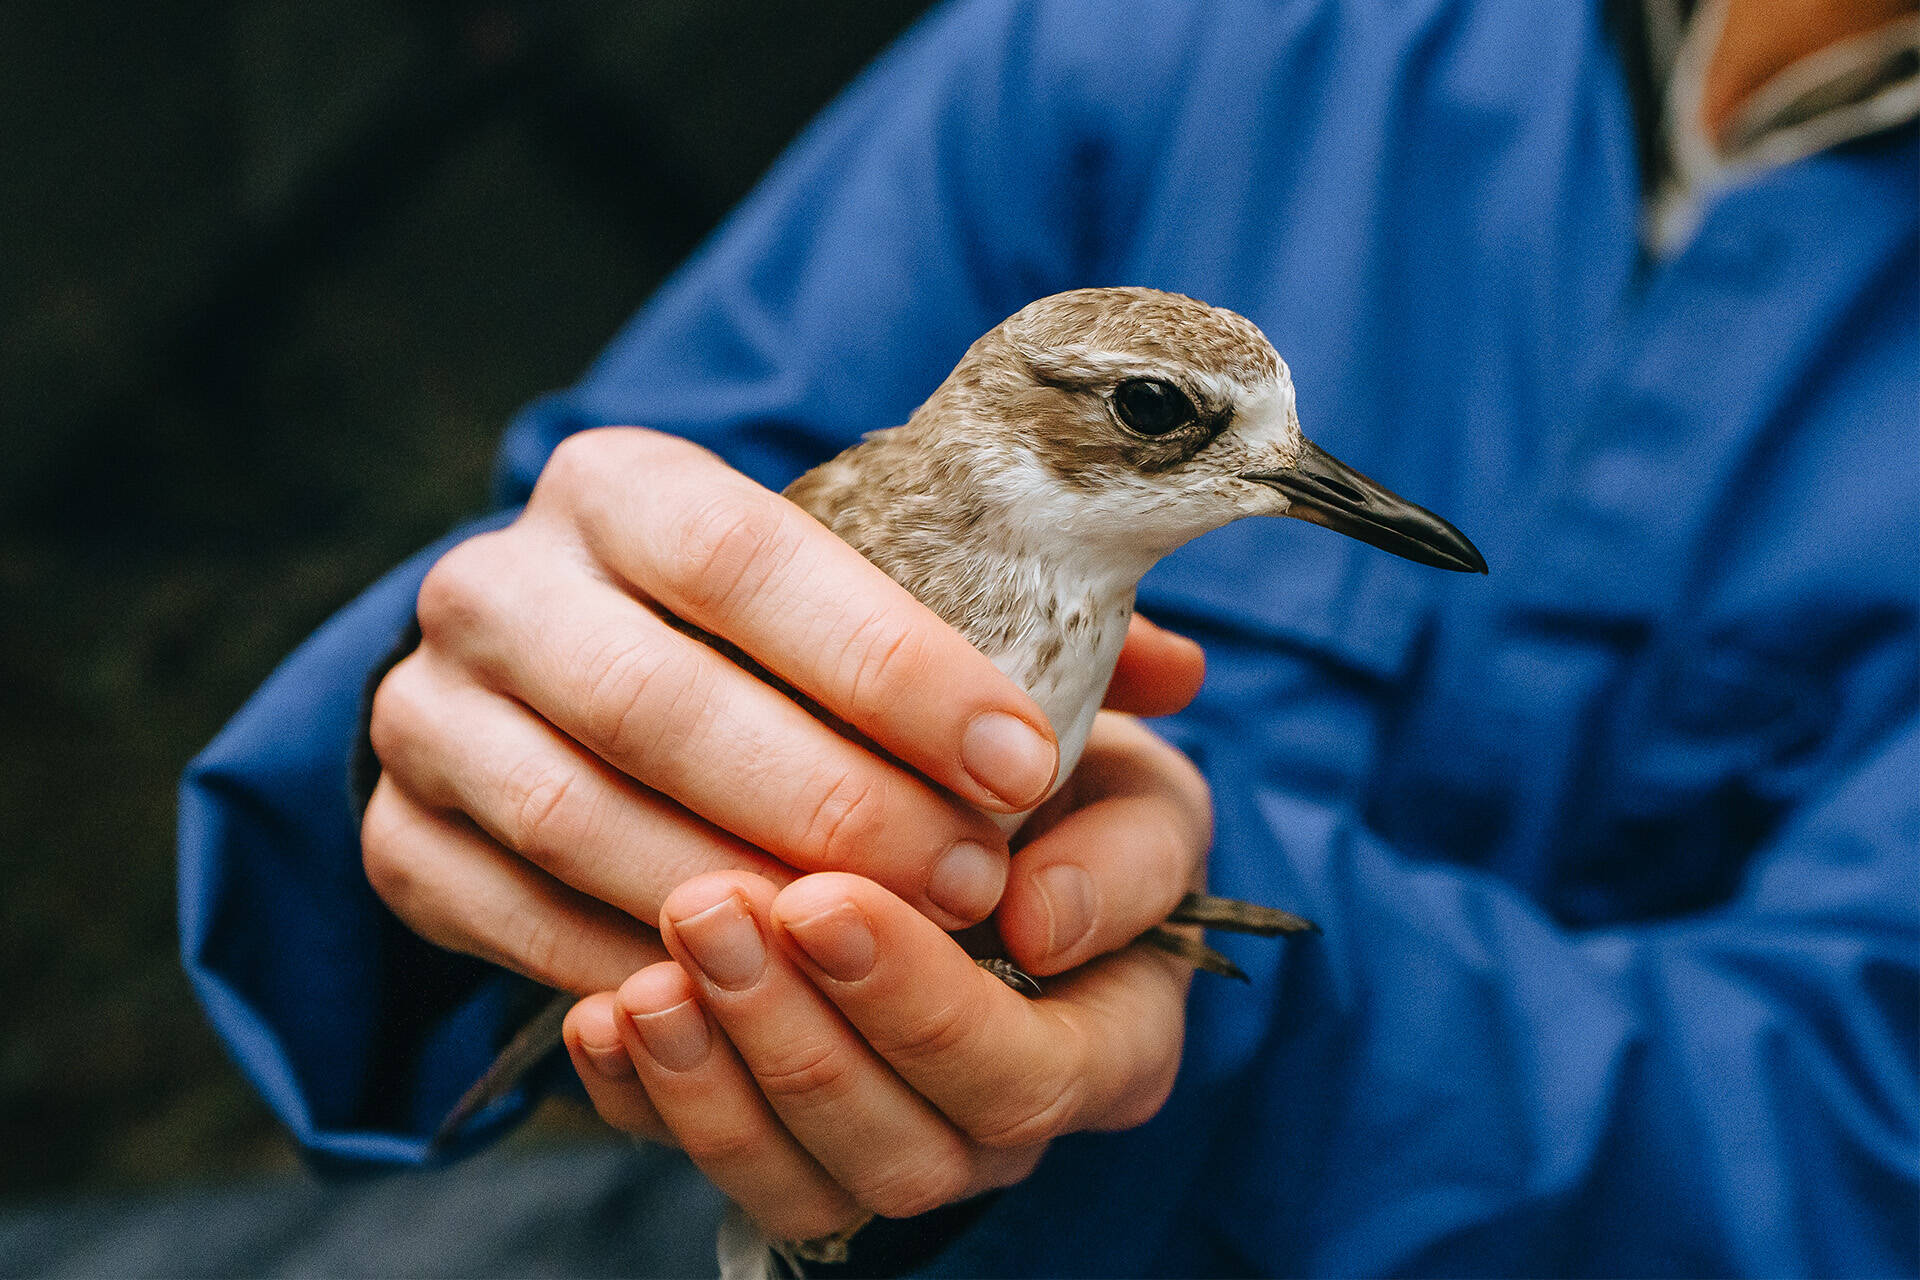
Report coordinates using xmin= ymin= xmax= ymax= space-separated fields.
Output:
xmin=180 ymin=0 xmax=1917 ymax=1272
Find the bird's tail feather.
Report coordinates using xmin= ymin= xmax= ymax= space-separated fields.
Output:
xmin=1167 ymin=891 xmax=1320 ymax=936
xmin=430 ymin=990 xmax=572 ymax=1152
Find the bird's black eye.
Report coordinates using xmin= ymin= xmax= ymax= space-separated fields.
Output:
xmin=1112 ymin=378 xmax=1198 ymax=437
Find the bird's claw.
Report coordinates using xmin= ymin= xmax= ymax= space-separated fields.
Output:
xmin=974 ymin=956 xmax=1044 ymax=996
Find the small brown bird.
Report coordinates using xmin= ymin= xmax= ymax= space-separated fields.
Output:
xmin=435 ymin=287 xmax=1484 ymax=1153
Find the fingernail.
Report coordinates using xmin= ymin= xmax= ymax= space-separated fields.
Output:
xmin=927 ymin=839 xmax=1008 ymax=923
xmin=961 ymin=711 xmax=1056 ymax=809
xmin=783 ymin=902 xmax=877 ymax=983
xmin=672 ymin=894 xmax=766 ymax=990
xmin=578 ymin=1031 xmax=634 ymax=1080
xmin=1035 ymin=863 xmax=1094 ymax=956
xmin=630 ymin=998 xmax=710 ymax=1073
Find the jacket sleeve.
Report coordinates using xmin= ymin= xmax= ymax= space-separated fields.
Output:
xmin=1203 ymin=713 xmax=1917 ymax=1277
xmin=178 ymin=0 xmax=1151 ymax=1169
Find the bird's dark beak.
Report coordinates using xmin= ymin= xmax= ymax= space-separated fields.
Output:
xmin=1243 ymin=440 xmax=1488 ymax=573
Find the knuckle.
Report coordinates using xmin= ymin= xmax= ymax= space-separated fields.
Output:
xmin=1105 ymin=1058 xmax=1179 ymax=1132
xmin=978 ymin=1142 xmax=1047 ymax=1190
xmin=767 ymin=1199 xmax=867 ymax=1245
xmin=839 ymin=608 xmax=930 ymax=712
xmin=579 ymin=630 xmax=711 ymax=765
xmin=544 ymin=429 xmax=726 ymax=525
xmin=364 ymin=660 xmax=426 ymax=769
xmin=507 ymin=910 xmax=573 ymax=990
xmin=636 ymin=428 xmax=723 ymax=470
xmin=676 ymin=1120 xmax=766 ymax=1170
xmin=1147 ymin=740 xmax=1213 ymax=851
xmin=502 ymin=758 xmax=591 ymax=860
xmin=660 ymin=492 xmax=793 ymax=616
xmin=415 ymin=534 xmax=503 ymax=641
xmin=588 ymin=1091 xmax=665 ymax=1142
xmin=1169 ymin=763 xmax=1213 ymax=850
xmin=358 ymin=796 xmax=417 ymax=910
xmin=750 ymin=1038 xmax=857 ymax=1105
xmin=854 ymin=1151 xmax=973 ymax=1221
xmin=538 ymin=428 xmax=619 ymax=501
xmin=1148 ymin=804 xmax=1198 ymax=911
xmin=872 ymin=996 xmax=974 ymax=1066
xmin=793 ymin=768 xmax=885 ymax=869
xmin=966 ymin=1074 xmax=1082 ymax=1151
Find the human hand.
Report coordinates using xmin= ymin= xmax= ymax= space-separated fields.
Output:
xmin=560 ymin=712 xmax=1212 ymax=1239
xmin=360 ymin=426 xmax=1204 ymax=996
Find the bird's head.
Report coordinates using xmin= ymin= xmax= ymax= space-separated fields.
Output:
xmin=921 ymin=287 xmax=1485 ymax=577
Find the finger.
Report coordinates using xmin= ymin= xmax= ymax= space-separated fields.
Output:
xmin=659 ymin=873 xmax=1021 ymax=1220
xmin=542 ymin=428 xmax=1059 ymax=811
xmin=771 ymin=873 xmax=1190 ymax=1149
xmin=416 ymin=534 xmax=1012 ymax=928
xmin=361 ymin=776 xmax=666 ymax=993
xmin=1102 ymin=614 xmax=1206 ymax=716
xmin=610 ymin=962 xmax=866 ymax=1241
xmin=563 ymin=993 xmax=670 ymax=1143
xmin=997 ymin=714 xmax=1213 ymax=975
xmin=373 ymin=647 xmax=792 ymax=919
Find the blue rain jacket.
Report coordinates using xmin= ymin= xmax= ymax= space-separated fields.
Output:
xmin=179 ymin=0 xmax=1918 ymax=1273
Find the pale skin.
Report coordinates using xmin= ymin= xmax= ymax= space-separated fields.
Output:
xmin=365 ymin=426 xmax=1213 ymax=1237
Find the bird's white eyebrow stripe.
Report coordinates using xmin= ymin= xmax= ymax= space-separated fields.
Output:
xmin=1021 ymin=345 xmax=1202 ymax=390
xmin=1025 ymin=350 xmax=1255 ymax=412
xmin=1187 ymin=369 xmax=1240 ymax=404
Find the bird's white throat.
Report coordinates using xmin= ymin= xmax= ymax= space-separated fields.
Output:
xmin=793 ymin=435 xmax=1169 ymax=832
xmin=956 ymin=446 xmax=1171 ymax=823
xmin=962 ymin=550 xmax=1137 ymax=835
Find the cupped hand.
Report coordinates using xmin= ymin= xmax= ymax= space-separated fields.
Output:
xmin=562 ymin=712 xmax=1211 ymax=1239
xmin=361 ymin=427 xmax=1066 ymax=992
xmin=361 ymin=426 xmax=1204 ymax=997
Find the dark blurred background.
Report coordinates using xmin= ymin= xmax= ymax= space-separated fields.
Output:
xmin=1 ymin=0 xmax=931 ymax=1203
